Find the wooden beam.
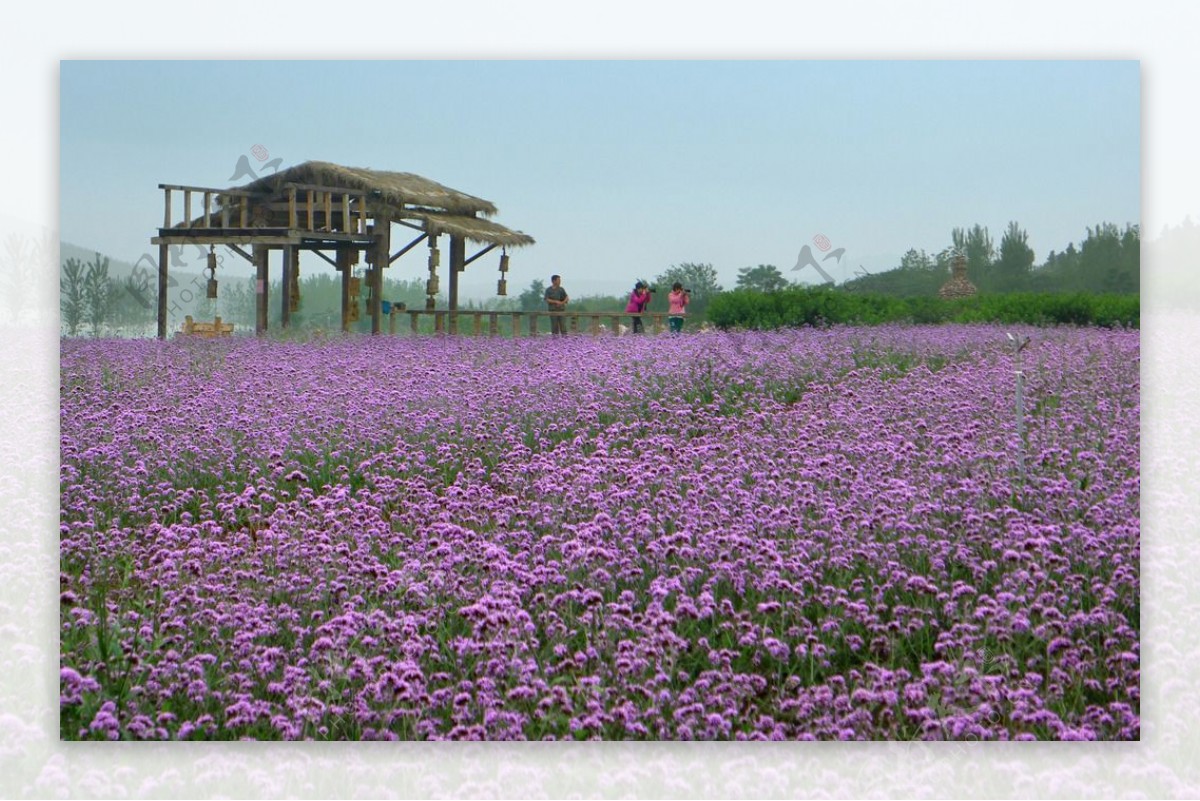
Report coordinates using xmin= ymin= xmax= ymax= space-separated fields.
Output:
xmin=389 ymin=232 xmax=429 ymax=264
xmin=225 ymin=244 xmax=255 ymax=265
xmin=311 ymin=249 xmax=338 ymax=267
xmin=463 ymin=242 xmax=499 ymax=267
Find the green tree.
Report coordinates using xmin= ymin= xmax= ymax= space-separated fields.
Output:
xmin=995 ymin=221 xmax=1035 ymax=291
xmin=736 ymin=264 xmax=790 ymax=293
xmin=83 ymin=252 xmax=113 ymax=337
xmin=109 ymin=274 xmax=154 ymax=332
xmin=61 ymin=257 xmax=86 ymax=336
xmin=840 ymin=248 xmax=946 ymax=298
xmin=1079 ymin=222 xmax=1139 ymax=293
xmin=951 ymin=224 xmax=995 ymax=290
xmin=518 ymin=279 xmax=546 ymax=311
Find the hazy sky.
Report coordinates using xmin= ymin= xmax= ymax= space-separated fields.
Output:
xmin=59 ymin=59 xmax=1139 ymax=300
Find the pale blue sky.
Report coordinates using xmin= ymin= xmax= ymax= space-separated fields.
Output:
xmin=60 ymin=59 xmax=1139 ymax=299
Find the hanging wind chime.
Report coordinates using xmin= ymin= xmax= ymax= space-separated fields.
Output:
xmin=206 ymin=246 xmax=219 ymax=299
xmin=426 ymin=238 xmax=440 ymax=310
xmin=496 ymin=248 xmax=509 ymax=296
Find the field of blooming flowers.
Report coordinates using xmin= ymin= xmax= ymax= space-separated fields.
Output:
xmin=59 ymin=324 xmax=1139 ymax=740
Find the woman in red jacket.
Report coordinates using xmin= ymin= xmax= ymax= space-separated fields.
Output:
xmin=625 ymin=281 xmax=652 ymax=334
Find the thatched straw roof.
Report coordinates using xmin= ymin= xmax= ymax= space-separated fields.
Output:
xmin=406 ymin=210 xmax=534 ymax=248
xmin=233 ymin=160 xmax=499 ymax=217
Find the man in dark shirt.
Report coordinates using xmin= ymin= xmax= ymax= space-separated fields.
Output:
xmin=544 ymin=274 xmax=569 ymax=336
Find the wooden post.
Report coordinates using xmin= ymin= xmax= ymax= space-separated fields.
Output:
xmin=183 ymin=191 xmax=192 ymax=229
xmin=489 ymin=312 xmax=499 ymax=336
xmin=163 ymin=188 xmax=172 ymax=228
xmin=434 ymin=311 xmax=445 ymax=334
xmin=254 ymin=244 xmax=268 ymax=334
xmin=358 ymin=193 xmax=367 ymax=234
xmin=610 ymin=315 xmax=620 ymax=334
xmin=306 ymin=190 xmax=314 ymax=231
xmin=203 ymin=191 xmax=212 ymax=228
xmin=529 ymin=313 xmax=539 ymax=336
xmin=338 ymin=248 xmax=352 ymax=333
xmin=449 ymin=235 xmax=464 ymax=311
xmin=410 ymin=310 xmax=420 ymax=335
xmin=341 ymin=194 xmax=351 ymax=233
xmin=371 ymin=216 xmax=389 ymax=335
xmin=511 ymin=312 xmax=522 ymax=337
xmin=157 ymin=242 xmax=169 ymax=339
xmin=220 ymin=195 xmax=230 ymax=228
xmin=472 ymin=313 xmax=482 ymax=336
xmin=280 ymin=245 xmax=293 ymax=329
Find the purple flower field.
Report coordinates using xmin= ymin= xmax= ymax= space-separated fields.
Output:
xmin=59 ymin=325 xmax=1139 ymax=740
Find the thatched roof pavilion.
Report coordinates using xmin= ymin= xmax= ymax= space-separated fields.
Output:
xmin=152 ymin=160 xmax=534 ymax=337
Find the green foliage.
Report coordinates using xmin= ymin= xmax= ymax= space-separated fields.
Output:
xmin=519 ymin=278 xmax=546 ymax=311
xmin=82 ymin=252 xmax=113 ymax=337
xmin=952 ymin=224 xmax=996 ymax=289
xmin=653 ymin=262 xmax=723 ymax=319
xmin=736 ymin=264 xmax=791 ymax=293
xmin=842 ymin=249 xmax=947 ymax=298
xmin=708 ymin=287 xmax=1138 ymax=330
xmin=61 ymin=257 xmax=86 ymax=336
xmin=995 ymin=221 xmax=1035 ymax=291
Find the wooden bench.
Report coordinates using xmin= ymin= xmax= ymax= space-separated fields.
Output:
xmin=179 ymin=315 xmax=234 ymax=338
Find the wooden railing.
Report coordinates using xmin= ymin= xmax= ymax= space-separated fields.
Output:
xmin=158 ymin=183 xmax=371 ymax=234
xmin=387 ymin=309 xmax=683 ymax=336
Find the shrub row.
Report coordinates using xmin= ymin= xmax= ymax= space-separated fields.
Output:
xmin=706 ymin=288 xmax=1139 ymax=329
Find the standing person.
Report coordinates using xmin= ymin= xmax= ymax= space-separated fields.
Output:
xmin=667 ymin=282 xmax=690 ymax=333
xmin=625 ymin=281 xmax=652 ymax=334
xmin=544 ymin=274 xmax=569 ymax=336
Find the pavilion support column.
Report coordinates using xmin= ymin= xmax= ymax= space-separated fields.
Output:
xmin=254 ymin=244 xmax=269 ymax=335
xmin=338 ymin=248 xmax=353 ymax=333
xmin=371 ymin=216 xmax=390 ymax=335
xmin=280 ymin=245 xmax=293 ymax=329
xmin=449 ymin=235 xmax=465 ymax=333
xmin=449 ymin=235 xmax=465 ymax=310
xmin=156 ymin=242 xmax=169 ymax=339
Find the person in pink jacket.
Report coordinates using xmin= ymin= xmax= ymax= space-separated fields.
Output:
xmin=667 ymin=282 xmax=690 ymax=333
xmin=625 ymin=281 xmax=652 ymax=333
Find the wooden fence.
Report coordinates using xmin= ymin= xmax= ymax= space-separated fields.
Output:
xmin=388 ymin=309 xmax=682 ymax=336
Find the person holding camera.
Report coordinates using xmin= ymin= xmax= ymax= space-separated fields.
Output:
xmin=667 ymin=282 xmax=690 ymax=333
xmin=625 ymin=281 xmax=653 ymax=334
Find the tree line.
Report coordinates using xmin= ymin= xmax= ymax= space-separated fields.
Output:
xmin=61 ymin=221 xmax=1137 ymax=335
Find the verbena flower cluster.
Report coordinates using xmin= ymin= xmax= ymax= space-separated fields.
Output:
xmin=59 ymin=325 xmax=1139 ymax=740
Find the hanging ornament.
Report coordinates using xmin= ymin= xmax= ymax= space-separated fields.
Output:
xmin=206 ymin=246 xmax=218 ymax=299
